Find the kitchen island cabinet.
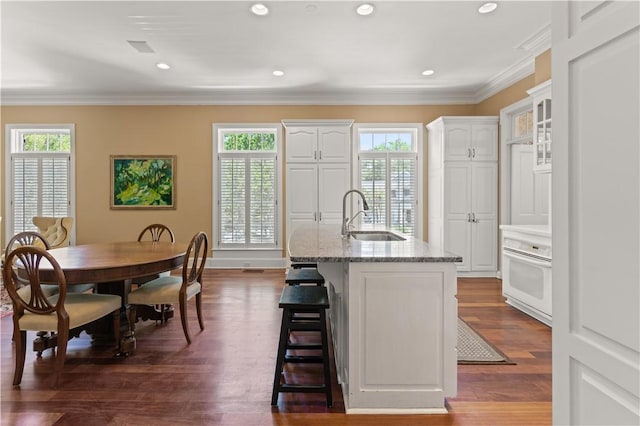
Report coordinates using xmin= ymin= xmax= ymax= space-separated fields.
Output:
xmin=288 ymin=225 xmax=461 ymax=413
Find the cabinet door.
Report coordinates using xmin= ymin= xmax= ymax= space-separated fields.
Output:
xmin=510 ymin=144 xmax=550 ymax=225
xmin=318 ymin=127 xmax=351 ymax=163
xmin=533 ymin=95 xmax=552 ymax=173
xmin=318 ymin=163 xmax=350 ymax=223
xmin=286 ymin=127 xmax=317 ymax=162
xmin=444 ymin=164 xmax=471 ymax=271
xmin=471 ymin=124 xmax=498 ymax=161
xmin=471 ymin=163 xmax=497 ymax=271
xmin=444 ymin=125 xmax=471 ymax=161
xmin=286 ymin=164 xmax=318 ymax=238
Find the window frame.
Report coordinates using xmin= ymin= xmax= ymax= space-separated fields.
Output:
xmin=212 ymin=123 xmax=283 ymax=252
xmin=352 ymin=123 xmax=423 ymax=238
xmin=4 ymin=124 xmax=76 ymax=245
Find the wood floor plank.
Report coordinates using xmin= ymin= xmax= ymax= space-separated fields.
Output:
xmin=1 ymin=270 xmax=551 ymax=425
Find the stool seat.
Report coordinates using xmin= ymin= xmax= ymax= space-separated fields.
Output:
xmin=285 ymin=268 xmax=325 ymax=286
xmin=272 ymin=285 xmax=332 ymax=407
xmin=279 ymin=285 xmax=329 ymax=308
xmin=291 ymin=262 xmax=318 ymax=269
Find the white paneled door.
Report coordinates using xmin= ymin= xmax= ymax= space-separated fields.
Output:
xmin=552 ymin=2 xmax=640 ymax=425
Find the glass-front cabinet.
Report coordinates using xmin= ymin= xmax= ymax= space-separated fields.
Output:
xmin=527 ymin=80 xmax=552 ymax=173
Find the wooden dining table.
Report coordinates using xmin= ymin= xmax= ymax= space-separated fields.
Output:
xmin=34 ymin=241 xmax=188 ymax=355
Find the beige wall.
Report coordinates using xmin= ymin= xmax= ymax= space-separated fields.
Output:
xmin=535 ymin=49 xmax=552 ymax=85
xmin=474 ymin=75 xmax=536 ymax=116
xmin=1 ymin=51 xmax=551 ymax=252
xmin=1 ymin=104 xmax=478 ymax=248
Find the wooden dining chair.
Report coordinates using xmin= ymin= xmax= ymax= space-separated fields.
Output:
xmin=137 ymin=224 xmax=175 ymax=243
xmin=128 ymin=232 xmax=208 ymax=344
xmin=3 ymin=246 xmax=122 ymax=388
xmin=4 ymin=232 xmax=59 ymax=343
xmin=133 ymin=224 xmax=177 ymax=320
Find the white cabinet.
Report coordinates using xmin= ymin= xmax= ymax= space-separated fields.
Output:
xmin=427 ymin=116 xmax=499 ymax=275
xmin=284 ymin=123 xmax=352 ymax=163
xmin=438 ymin=119 xmax=498 ymax=162
xmin=527 ymin=80 xmax=552 ymax=173
xmin=317 ymin=259 xmax=457 ymax=413
xmin=283 ymin=120 xmax=354 ymax=241
xmin=286 ymin=163 xmax=350 ymax=228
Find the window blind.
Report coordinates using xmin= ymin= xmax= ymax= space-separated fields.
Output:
xmin=11 ymin=154 xmax=70 ymax=234
xmin=219 ymin=156 xmax=277 ymax=246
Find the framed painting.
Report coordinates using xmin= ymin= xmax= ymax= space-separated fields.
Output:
xmin=110 ymin=155 xmax=176 ymax=209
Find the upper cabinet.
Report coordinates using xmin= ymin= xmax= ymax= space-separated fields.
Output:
xmin=527 ymin=80 xmax=552 ymax=173
xmin=282 ymin=119 xmax=354 ymax=163
xmin=428 ymin=117 xmax=499 ymax=162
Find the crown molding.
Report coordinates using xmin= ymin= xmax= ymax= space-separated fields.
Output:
xmin=474 ymin=24 xmax=551 ymax=103
xmin=473 ymin=55 xmax=536 ymax=103
xmin=281 ymin=119 xmax=355 ymax=128
xmin=0 ymin=88 xmax=478 ymax=106
xmin=515 ymin=24 xmax=552 ymax=58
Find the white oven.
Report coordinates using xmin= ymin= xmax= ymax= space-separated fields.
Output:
xmin=500 ymin=225 xmax=552 ymax=326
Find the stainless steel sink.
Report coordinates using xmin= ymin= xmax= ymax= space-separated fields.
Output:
xmin=350 ymin=231 xmax=406 ymax=241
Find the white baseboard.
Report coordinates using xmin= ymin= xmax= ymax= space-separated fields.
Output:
xmin=207 ymin=250 xmax=286 ymax=269
xmin=456 ymin=271 xmax=499 ymax=278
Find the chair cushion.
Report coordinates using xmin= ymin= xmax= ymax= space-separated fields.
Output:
xmin=43 ymin=219 xmax=67 ymax=247
xmin=32 ymin=216 xmax=73 ymax=248
xmin=18 ymin=293 xmax=121 ymax=332
xmin=127 ymin=276 xmax=201 ymax=305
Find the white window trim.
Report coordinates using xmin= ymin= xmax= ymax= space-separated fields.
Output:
xmin=211 ymin=124 xmax=283 ymax=268
xmin=4 ymin=123 xmax=76 ymax=245
xmin=352 ymin=123 xmax=423 ymax=238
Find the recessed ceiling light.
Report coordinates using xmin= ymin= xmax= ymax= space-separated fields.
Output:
xmin=156 ymin=62 xmax=170 ymax=70
xmin=251 ymin=3 xmax=269 ymax=16
xmin=421 ymin=69 xmax=435 ymax=76
xmin=478 ymin=2 xmax=498 ymax=14
xmin=356 ymin=3 xmax=374 ymax=16
xmin=273 ymin=70 xmax=285 ymax=77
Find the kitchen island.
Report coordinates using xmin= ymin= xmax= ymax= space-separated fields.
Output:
xmin=288 ymin=225 xmax=461 ymax=414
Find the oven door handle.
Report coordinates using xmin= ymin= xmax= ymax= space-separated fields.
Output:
xmin=503 ymin=249 xmax=552 ymax=267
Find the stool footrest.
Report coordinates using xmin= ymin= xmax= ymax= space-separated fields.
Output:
xmin=286 ymin=343 xmax=323 ymax=350
xmin=285 ymin=355 xmax=324 ymax=363
xmin=278 ymin=384 xmax=328 ymax=393
xmin=288 ymin=323 xmax=322 ymax=332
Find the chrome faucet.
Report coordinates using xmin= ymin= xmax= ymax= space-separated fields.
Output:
xmin=341 ymin=189 xmax=370 ymax=237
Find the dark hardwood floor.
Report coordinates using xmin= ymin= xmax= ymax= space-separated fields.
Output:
xmin=0 ymin=271 xmax=551 ymax=425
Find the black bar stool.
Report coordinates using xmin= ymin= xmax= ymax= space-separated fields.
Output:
xmin=285 ymin=268 xmax=325 ymax=286
xmin=290 ymin=262 xmax=318 ymax=269
xmin=271 ymin=285 xmax=332 ymax=407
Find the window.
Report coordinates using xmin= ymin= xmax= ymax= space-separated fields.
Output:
xmin=354 ymin=125 xmax=422 ymax=236
xmin=5 ymin=124 xmax=75 ymax=238
xmin=213 ymin=125 xmax=282 ymax=250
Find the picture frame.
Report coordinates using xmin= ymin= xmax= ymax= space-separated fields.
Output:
xmin=110 ymin=155 xmax=176 ymax=209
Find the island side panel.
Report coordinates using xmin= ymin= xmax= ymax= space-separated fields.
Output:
xmin=346 ymin=262 xmax=457 ymax=412
xmin=318 ymin=261 xmax=349 ymax=389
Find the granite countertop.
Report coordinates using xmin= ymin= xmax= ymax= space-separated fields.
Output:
xmin=288 ymin=224 xmax=462 ymax=263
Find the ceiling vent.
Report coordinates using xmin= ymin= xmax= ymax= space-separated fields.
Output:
xmin=127 ymin=40 xmax=155 ymax=53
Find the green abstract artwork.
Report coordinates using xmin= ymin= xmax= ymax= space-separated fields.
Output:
xmin=111 ymin=156 xmax=176 ymax=209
